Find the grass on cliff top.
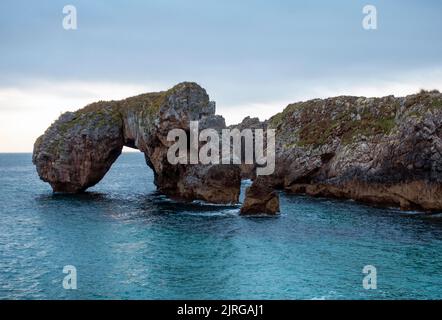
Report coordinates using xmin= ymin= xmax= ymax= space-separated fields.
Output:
xmin=72 ymin=82 xmax=199 ymax=118
xmin=57 ymin=87 xmax=175 ymax=134
xmin=432 ymin=99 xmax=442 ymax=108
xmin=58 ymin=82 xmax=202 ymax=132
xmin=271 ymin=90 xmax=442 ymax=149
xmin=57 ymin=102 xmax=122 ymax=134
xmin=297 ymin=113 xmax=396 ymax=147
xmin=119 ymin=91 xmax=168 ymax=120
xmin=53 ymin=82 xmax=204 ymax=137
xmin=270 ymin=97 xmax=398 ymax=148
xmin=38 ymin=82 xmax=204 ymax=156
xmin=404 ymin=90 xmax=442 ymax=119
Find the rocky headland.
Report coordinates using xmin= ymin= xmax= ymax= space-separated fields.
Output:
xmin=33 ymin=83 xmax=442 ymax=214
xmin=256 ymin=89 xmax=442 ymax=212
xmin=33 ymin=82 xmax=241 ymax=204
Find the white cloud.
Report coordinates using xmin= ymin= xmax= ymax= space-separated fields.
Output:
xmin=0 ymin=80 xmax=164 ymax=152
xmin=1 ymin=68 xmax=442 ymax=152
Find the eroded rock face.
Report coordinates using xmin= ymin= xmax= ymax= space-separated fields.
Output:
xmin=228 ymin=116 xmax=267 ymax=180
xmin=34 ymin=84 xmax=442 ymax=213
xmin=240 ymin=177 xmax=280 ymax=215
xmin=263 ymin=89 xmax=442 ymax=211
xmin=33 ymin=82 xmax=241 ymax=204
xmin=33 ymin=104 xmax=123 ymax=193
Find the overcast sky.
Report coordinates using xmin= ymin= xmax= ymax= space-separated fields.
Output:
xmin=1 ymin=0 xmax=442 ymax=151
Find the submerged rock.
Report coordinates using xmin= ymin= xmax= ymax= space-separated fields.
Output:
xmin=33 ymin=82 xmax=241 ymax=204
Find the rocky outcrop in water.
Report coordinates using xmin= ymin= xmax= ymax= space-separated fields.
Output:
xmin=262 ymin=89 xmax=442 ymax=212
xmin=240 ymin=177 xmax=280 ymax=215
xmin=33 ymin=82 xmax=442 ymax=213
xmin=33 ymin=82 xmax=241 ymax=204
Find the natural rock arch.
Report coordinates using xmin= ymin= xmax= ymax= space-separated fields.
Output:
xmin=33 ymin=82 xmax=241 ymax=204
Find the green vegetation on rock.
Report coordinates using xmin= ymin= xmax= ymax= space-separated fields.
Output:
xmin=271 ymin=96 xmax=400 ymax=149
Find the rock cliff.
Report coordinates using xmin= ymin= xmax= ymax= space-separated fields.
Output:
xmin=33 ymin=82 xmax=241 ymax=204
xmin=261 ymin=89 xmax=442 ymax=212
xmin=33 ymin=83 xmax=442 ymax=213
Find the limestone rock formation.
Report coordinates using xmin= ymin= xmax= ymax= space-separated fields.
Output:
xmin=34 ymin=82 xmax=442 ymax=213
xmin=33 ymin=82 xmax=241 ymax=204
xmin=263 ymin=89 xmax=442 ymax=211
xmin=228 ymin=116 xmax=267 ymax=180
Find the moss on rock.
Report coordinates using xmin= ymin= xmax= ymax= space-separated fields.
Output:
xmin=270 ymin=95 xmax=410 ymax=149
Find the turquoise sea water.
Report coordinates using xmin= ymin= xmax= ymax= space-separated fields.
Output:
xmin=0 ymin=153 xmax=442 ymax=299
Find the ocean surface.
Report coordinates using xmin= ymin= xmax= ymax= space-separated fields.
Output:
xmin=1 ymin=153 xmax=442 ymax=300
